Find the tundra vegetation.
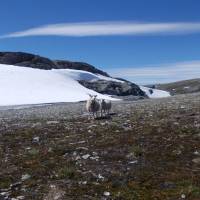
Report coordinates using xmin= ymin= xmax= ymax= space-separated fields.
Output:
xmin=0 ymin=92 xmax=200 ymax=199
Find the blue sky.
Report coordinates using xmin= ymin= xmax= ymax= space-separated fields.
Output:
xmin=1 ymin=0 xmax=200 ymax=84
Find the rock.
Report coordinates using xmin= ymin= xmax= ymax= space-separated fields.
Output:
xmin=193 ymin=151 xmax=199 ymax=155
xmin=46 ymin=121 xmax=59 ymax=125
xmin=0 ymin=52 xmax=56 ymax=70
xmin=192 ymin=157 xmax=200 ymax=164
xmin=16 ymin=196 xmax=25 ymax=200
xmin=103 ymin=191 xmax=110 ymax=196
xmin=32 ymin=136 xmax=40 ymax=143
xmin=79 ymin=80 xmax=146 ymax=97
xmin=78 ymin=181 xmax=87 ymax=185
xmin=90 ymin=156 xmax=99 ymax=161
xmin=0 ymin=52 xmax=109 ymax=76
xmin=21 ymin=174 xmax=31 ymax=181
xmin=128 ymin=160 xmax=138 ymax=164
xmin=97 ymin=174 xmax=104 ymax=180
xmin=181 ymin=194 xmax=186 ymax=199
xmin=44 ymin=185 xmax=65 ymax=200
xmin=10 ymin=182 xmax=22 ymax=189
xmin=82 ymin=154 xmax=90 ymax=159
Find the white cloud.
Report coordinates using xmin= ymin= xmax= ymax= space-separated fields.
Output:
xmin=107 ymin=61 xmax=200 ymax=84
xmin=2 ymin=21 xmax=200 ymax=38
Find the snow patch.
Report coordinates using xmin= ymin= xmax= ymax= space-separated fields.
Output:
xmin=140 ymin=86 xmax=171 ymax=98
xmin=0 ymin=64 xmax=118 ymax=106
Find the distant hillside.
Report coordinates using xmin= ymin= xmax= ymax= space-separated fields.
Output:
xmin=155 ymin=79 xmax=200 ymax=95
xmin=0 ymin=52 xmax=109 ymax=77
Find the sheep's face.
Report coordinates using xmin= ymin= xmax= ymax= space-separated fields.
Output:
xmin=101 ymin=99 xmax=105 ymax=103
xmin=90 ymin=95 xmax=97 ymax=106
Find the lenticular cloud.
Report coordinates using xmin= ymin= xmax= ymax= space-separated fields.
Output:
xmin=2 ymin=21 xmax=200 ymax=38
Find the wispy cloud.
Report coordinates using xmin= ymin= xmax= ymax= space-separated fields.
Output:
xmin=2 ymin=21 xmax=200 ymax=38
xmin=107 ymin=61 xmax=200 ymax=84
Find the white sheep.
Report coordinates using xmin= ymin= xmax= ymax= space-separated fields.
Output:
xmin=99 ymin=99 xmax=112 ymax=117
xmin=86 ymin=94 xmax=100 ymax=119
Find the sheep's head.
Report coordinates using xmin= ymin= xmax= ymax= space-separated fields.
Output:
xmin=88 ymin=94 xmax=97 ymax=105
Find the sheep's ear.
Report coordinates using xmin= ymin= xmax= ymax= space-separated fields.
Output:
xmin=88 ymin=94 xmax=92 ymax=98
xmin=94 ymin=95 xmax=97 ymax=98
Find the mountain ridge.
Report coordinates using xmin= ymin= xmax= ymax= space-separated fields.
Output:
xmin=0 ymin=51 xmax=109 ymax=77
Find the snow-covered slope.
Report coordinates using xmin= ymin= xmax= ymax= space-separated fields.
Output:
xmin=0 ymin=64 xmax=117 ymax=106
xmin=140 ymin=86 xmax=171 ymax=98
xmin=0 ymin=64 xmax=170 ymax=106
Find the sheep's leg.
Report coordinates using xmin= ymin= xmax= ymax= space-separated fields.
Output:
xmin=92 ymin=112 xmax=95 ymax=119
xmin=96 ymin=111 xmax=98 ymax=119
xmin=88 ymin=112 xmax=92 ymax=120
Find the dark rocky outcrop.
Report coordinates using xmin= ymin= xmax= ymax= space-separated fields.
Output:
xmin=0 ymin=52 xmax=57 ymax=70
xmin=0 ymin=52 xmax=109 ymax=76
xmin=79 ymin=80 xmax=146 ymax=97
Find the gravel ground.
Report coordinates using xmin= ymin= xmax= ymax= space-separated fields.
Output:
xmin=0 ymin=93 xmax=200 ymax=200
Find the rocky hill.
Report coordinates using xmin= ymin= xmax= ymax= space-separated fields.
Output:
xmin=0 ymin=52 xmax=109 ymax=76
xmin=0 ymin=52 xmax=146 ymax=98
xmin=155 ymin=78 xmax=200 ymax=95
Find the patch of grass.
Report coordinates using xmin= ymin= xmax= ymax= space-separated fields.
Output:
xmin=130 ymin=145 xmax=143 ymax=157
xmin=27 ymin=148 xmax=40 ymax=156
xmin=57 ymin=166 xmax=76 ymax=179
xmin=0 ymin=177 xmax=12 ymax=189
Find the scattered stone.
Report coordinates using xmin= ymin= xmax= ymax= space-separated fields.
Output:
xmin=21 ymin=174 xmax=31 ymax=181
xmin=46 ymin=121 xmax=59 ymax=125
xmin=44 ymin=184 xmax=65 ymax=200
xmin=103 ymin=191 xmax=110 ymax=196
xmin=129 ymin=160 xmax=138 ymax=164
xmin=75 ymin=155 xmax=81 ymax=161
xmin=32 ymin=136 xmax=40 ymax=143
xmin=193 ymin=150 xmax=199 ymax=155
xmin=181 ymin=194 xmax=186 ymax=199
xmin=31 ymin=122 xmax=42 ymax=128
xmin=82 ymin=154 xmax=90 ymax=159
xmin=79 ymin=181 xmax=87 ymax=185
xmin=76 ymin=147 xmax=88 ymax=151
xmin=16 ymin=196 xmax=25 ymax=200
xmin=10 ymin=182 xmax=22 ymax=189
xmin=192 ymin=157 xmax=200 ymax=164
xmin=98 ymin=174 xmax=104 ymax=180
xmin=90 ymin=156 xmax=99 ymax=161
xmin=88 ymin=125 xmax=97 ymax=129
